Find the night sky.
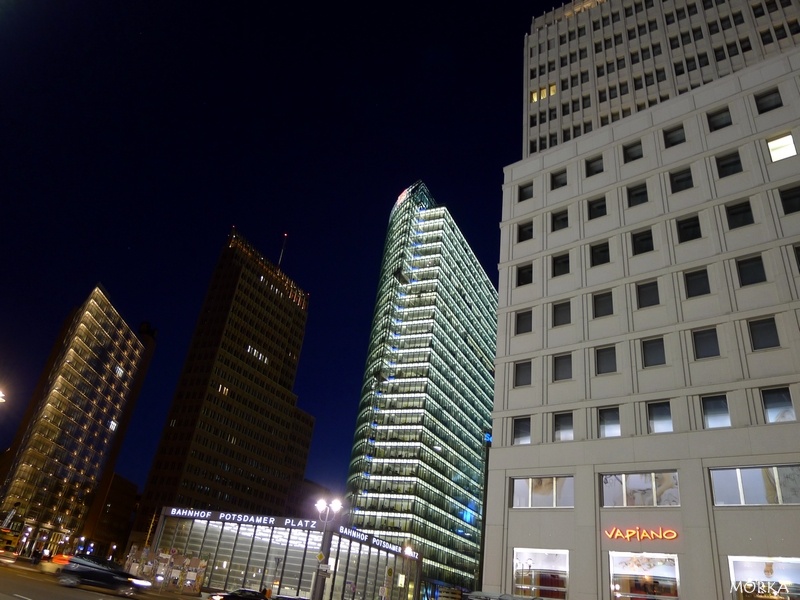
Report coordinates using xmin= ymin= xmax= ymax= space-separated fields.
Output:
xmin=0 ymin=1 xmax=553 ymax=496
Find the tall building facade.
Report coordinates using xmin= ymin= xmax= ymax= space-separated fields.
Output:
xmin=132 ymin=229 xmax=313 ymax=544
xmin=485 ymin=1 xmax=800 ymax=599
xmin=346 ymin=182 xmax=498 ymax=592
xmin=0 ymin=286 xmax=154 ymax=556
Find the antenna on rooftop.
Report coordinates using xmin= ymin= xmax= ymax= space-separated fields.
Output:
xmin=278 ymin=233 xmax=288 ymax=267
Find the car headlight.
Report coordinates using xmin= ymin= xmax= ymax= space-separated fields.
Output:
xmin=129 ymin=578 xmax=152 ymax=587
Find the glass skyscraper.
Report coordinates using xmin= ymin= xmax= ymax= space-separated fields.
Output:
xmin=346 ymin=181 xmax=497 ymax=592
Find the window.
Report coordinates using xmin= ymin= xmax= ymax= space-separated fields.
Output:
xmin=711 ymin=465 xmax=800 ymax=505
xmin=637 ymin=281 xmax=659 ymax=308
xmin=631 ymin=229 xmax=654 ymax=255
xmin=762 ymin=387 xmax=796 ymax=423
xmin=515 ymin=310 xmax=533 ymax=335
xmin=677 ymin=215 xmax=701 ymax=242
xmin=627 ymin=182 xmax=648 ymax=206
xmin=553 ymin=355 xmax=573 ymax=381
xmin=602 ymin=471 xmax=680 ymax=506
xmin=551 ymin=210 xmax=569 ymax=232
xmin=517 ymin=263 xmax=533 ymax=286
xmin=554 ymin=411 xmax=574 ymax=439
xmin=648 ymin=401 xmax=673 ymax=433
xmin=702 ymin=395 xmax=730 ymax=428
xmin=737 ymin=256 xmax=766 ymax=286
xmin=598 ymin=407 xmax=620 ymax=437
xmin=707 ymin=107 xmax=733 ymax=131
xmin=693 ymin=328 xmax=720 ymax=359
xmin=685 ymin=268 xmax=711 ymax=297
xmin=780 ymin=185 xmax=800 ymax=215
xmin=623 ymin=141 xmax=643 ymax=163
xmin=726 ymin=201 xmax=754 ymax=229
xmin=590 ymin=241 xmax=610 ymax=266
xmin=670 ymin=168 xmax=694 ymax=192
xmin=513 ymin=417 xmax=531 ymax=444
xmin=749 ymin=317 xmax=779 ymax=350
xmin=755 ymin=88 xmax=782 ymax=114
xmin=768 ymin=134 xmax=797 ymax=162
xmin=588 ymin=197 xmax=607 ymax=219
xmin=553 ymin=301 xmax=571 ymax=326
xmin=593 ymin=291 xmax=613 ymax=317
xmin=586 ymin=155 xmax=604 ymax=176
xmin=663 ymin=125 xmax=686 ymax=147
xmin=596 ymin=346 xmax=617 ymax=374
xmin=551 ymin=170 xmax=567 ymax=189
xmin=514 ymin=361 xmax=532 ymax=387
xmin=519 ymin=182 xmax=534 ymax=201
xmin=642 ymin=337 xmax=666 ymax=366
xmin=518 ymin=221 xmax=534 ymax=242
xmin=552 ymin=253 xmax=570 ymax=276
xmin=716 ymin=151 xmax=743 ymax=177
xmin=512 ymin=476 xmax=575 ymax=507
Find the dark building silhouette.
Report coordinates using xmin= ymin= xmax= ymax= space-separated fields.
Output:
xmin=130 ymin=229 xmax=313 ymax=548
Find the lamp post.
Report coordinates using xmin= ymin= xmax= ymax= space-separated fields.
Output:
xmin=311 ymin=499 xmax=341 ymax=600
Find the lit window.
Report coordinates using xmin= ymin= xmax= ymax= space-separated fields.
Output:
xmin=549 ymin=83 xmax=557 ymax=96
xmin=598 ymin=407 xmax=620 ymax=437
xmin=512 ymin=479 xmax=574 ymax=508
xmin=768 ymin=134 xmax=797 ymax=162
xmin=603 ymin=472 xmax=680 ymax=506
xmin=648 ymin=401 xmax=673 ymax=433
xmin=712 ymin=467 xmax=800 ymax=505
xmin=762 ymin=387 xmax=796 ymax=423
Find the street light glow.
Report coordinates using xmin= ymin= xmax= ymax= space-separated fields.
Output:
xmin=0 ymin=390 xmax=5 ymax=403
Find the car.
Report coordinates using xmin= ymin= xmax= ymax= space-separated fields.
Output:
xmin=57 ymin=554 xmax=152 ymax=596
xmin=209 ymin=589 xmax=267 ymax=600
xmin=0 ymin=545 xmax=18 ymax=564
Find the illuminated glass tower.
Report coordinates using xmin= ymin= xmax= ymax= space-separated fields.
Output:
xmin=346 ymin=181 xmax=497 ymax=592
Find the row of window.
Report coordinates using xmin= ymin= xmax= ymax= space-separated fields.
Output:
xmin=510 ymin=463 xmax=800 ymax=509
xmin=513 ymin=314 xmax=784 ymax=387
xmin=511 ymin=388 xmax=796 ymax=447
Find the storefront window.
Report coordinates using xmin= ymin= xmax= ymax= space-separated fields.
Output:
xmin=728 ymin=556 xmax=800 ymax=599
xmin=610 ymin=551 xmax=679 ymax=599
xmin=513 ymin=548 xmax=568 ymax=598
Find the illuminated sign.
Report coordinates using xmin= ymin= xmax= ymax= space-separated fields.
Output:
xmin=604 ymin=526 xmax=678 ymax=541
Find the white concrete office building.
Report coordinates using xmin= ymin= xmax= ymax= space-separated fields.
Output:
xmin=484 ymin=0 xmax=800 ymax=598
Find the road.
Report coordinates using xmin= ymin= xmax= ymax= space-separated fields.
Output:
xmin=0 ymin=565 xmax=168 ymax=600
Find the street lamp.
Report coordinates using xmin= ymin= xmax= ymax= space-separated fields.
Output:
xmin=0 ymin=390 xmax=5 ymax=403
xmin=311 ymin=499 xmax=342 ymax=600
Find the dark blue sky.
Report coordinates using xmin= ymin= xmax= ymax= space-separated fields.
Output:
xmin=0 ymin=1 xmax=552 ymax=495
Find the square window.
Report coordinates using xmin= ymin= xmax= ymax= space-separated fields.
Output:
xmin=702 ymin=395 xmax=731 ymax=428
xmin=637 ymin=281 xmax=660 ymax=308
xmin=674 ymin=61 xmax=685 ymax=75
xmin=515 ymin=310 xmax=533 ymax=335
xmin=693 ymin=327 xmax=721 ymax=359
xmin=552 ymin=253 xmax=570 ymax=276
xmin=737 ymin=256 xmax=767 ymax=286
xmin=768 ymin=134 xmax=797 ymax=162
xmin=761 ymin=28 xmax=774 ymax=44
xmin=623 ymin=141 xmax=644 ymax=163
xmin=755 ymin=88 xmax=782 ymax=114
xmin=648 ymin=401 xmax=673 ymax=433
xmin=517 ymin=220 xmax=534 ymax=242
xmin=716 ymin=151 xmax=743 ymax=177
xmin=554 ymin=411 xmax=574 ymax=440
xmin=590 ymin=241 xmax=610 ymax=266
xmin=551 ymin=209 xmax=569 ymax=231
xmin=514 ymin=361 xmax=532 ymax=387
xmin=599 ymin=406 xmax=621 ymax=437
xmin=588 ymin=197 xmax=607 ymax=219
xmin=642 ymin=337 xmax=666 ymax=366
xmin=519 ymin=182 xmax=534 ymax=201
xmin=663 ymin=125 xmax=686 ymax=147
xmin=707 ymin=107 xmax=733 ymax=131
xmin=517 ymin=263 xmax=533 ymax=286
xmin=593 ymin=291 xmax=613 ymax=317
xmin=749 ymin=317 xmax=780 ymax=350
xmin=714 ymin=46 xmax=726 ymax=61
xmin=780 ymin=185 xmax=800 ymax=215
xmin=627 ymin=182 xmax=649 ymax=207
xmin=685 ymin=268 xmax=711 ymax=297
xmin=586 ymin=155 xmax=604 ymax=176
xmin=753 ymin=3 xmax=766 ymax=17
xmin=726 ymin=201 xmax=754 ymax=229
xmin=552 ymin=170 xmax=567 ymax=189
xmin=762 ymin=387 xmax=796 ymax=423
xmin=553 ymin=301 xmax=571 ymax=326
xmin=670 ymin=168 xmax=694 ymax=193
xmin=677 ymin=215 xmax=701 ymax=242
xmin=596 ymin=346 xmax=617 ymax=374
xmin=513 ymin=417 xmax=531 ymax=444
xmin=553 ymin=354 xmax=573 ymax=381
xmin=727 ymin=41 xmax=739 ymax=56
xmin=631 ymin=229 xmax=654 ymax=255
